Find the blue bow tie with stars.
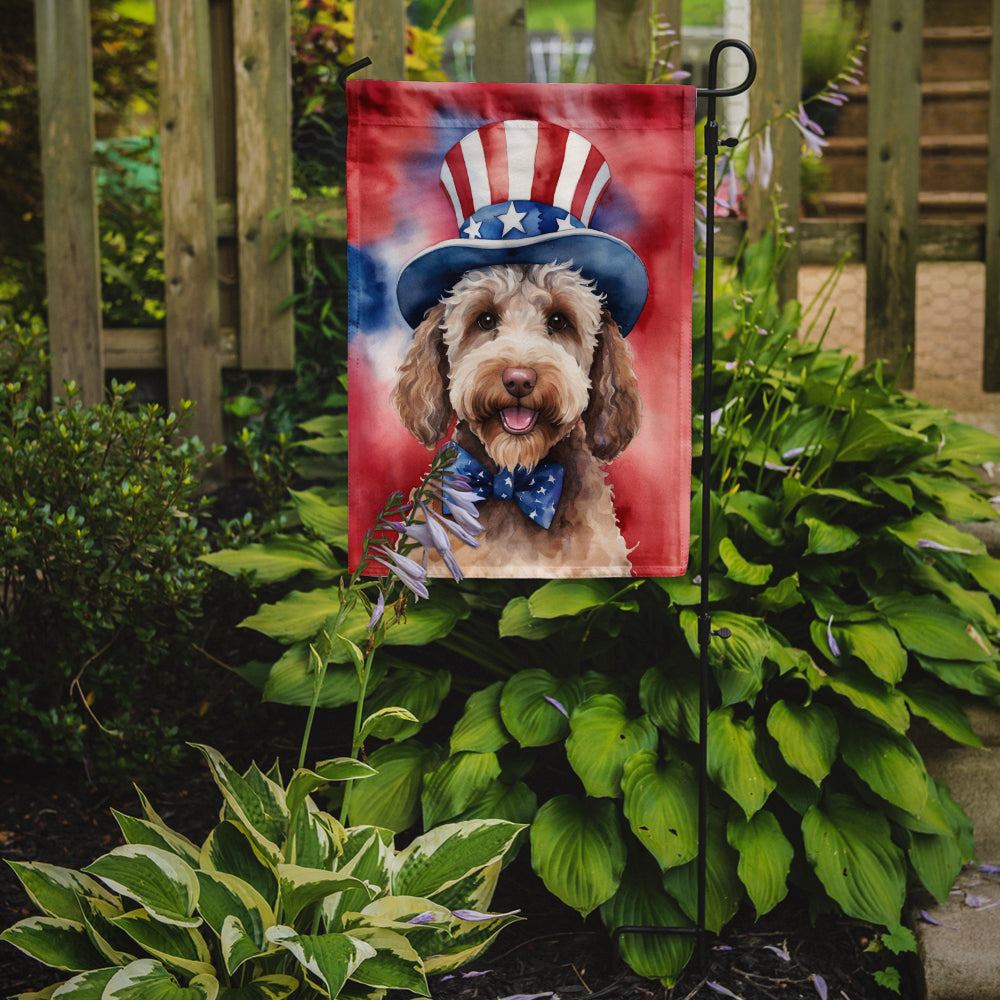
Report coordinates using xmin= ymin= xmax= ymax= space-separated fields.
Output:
xmin=443 ymin=443 xmax=563 ymax=530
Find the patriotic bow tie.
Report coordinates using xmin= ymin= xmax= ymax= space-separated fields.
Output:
xmin=444 ymin=443 xmax=563 ymax=530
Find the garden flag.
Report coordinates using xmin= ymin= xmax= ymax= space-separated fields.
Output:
xmin=347 ymin=80 xmax=695 ymax=578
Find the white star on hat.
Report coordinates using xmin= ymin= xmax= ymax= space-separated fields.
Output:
xmin=498 ymin=202 xmax=526 ymax=236
xmin=556 ymin=214 xmax=576 ymax=232
xmin=464 ymin=217 xmax=483 ymax=239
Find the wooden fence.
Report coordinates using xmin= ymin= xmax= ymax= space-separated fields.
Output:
xmin=33 ymin=0 xmax=1000 ymax=444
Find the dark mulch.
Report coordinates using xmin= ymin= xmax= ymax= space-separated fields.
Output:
xmin=1 ymin=747 xmax=915 ymax=1000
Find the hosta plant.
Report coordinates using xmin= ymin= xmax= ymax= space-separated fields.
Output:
xmin=1 ymin=744 xmax=523 ymax=999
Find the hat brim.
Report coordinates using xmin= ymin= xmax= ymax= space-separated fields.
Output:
xmin=396 ymin=229 xmax=649 ymax=336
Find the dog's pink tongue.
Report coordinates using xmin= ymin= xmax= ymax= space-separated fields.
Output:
xmin=501 ymin=407 xmax=537 ymax=434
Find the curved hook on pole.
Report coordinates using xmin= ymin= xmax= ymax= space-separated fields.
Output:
xmin=697 ymin=38 xmax=756 ymax=99
xmin=337 ymin=57 xmax=373 ymax=90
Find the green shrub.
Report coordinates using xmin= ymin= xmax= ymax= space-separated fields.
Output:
xmin=0 ymin=317 xmax=221 ymax=784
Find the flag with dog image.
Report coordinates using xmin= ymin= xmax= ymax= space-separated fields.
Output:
xmin=347 ymin=80 xmax=695 ymax=578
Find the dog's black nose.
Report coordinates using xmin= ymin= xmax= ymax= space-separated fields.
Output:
xmin=502 ymin=366 xmax=536 ymax=398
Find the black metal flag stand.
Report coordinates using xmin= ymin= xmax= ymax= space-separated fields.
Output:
xmin=340 ymin=38 xmax=758 ymax=974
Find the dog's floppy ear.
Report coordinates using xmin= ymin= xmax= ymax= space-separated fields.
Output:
xmin=583 ymin=310 xmax=642 ymax=461
xmin=391 ymin=303 xmax=452 ymax=447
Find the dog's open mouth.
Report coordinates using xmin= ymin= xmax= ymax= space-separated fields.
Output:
xmin=499 ymin=406 xmax=539 ymax=435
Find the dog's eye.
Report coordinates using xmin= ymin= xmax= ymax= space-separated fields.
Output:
xmin=548 ymin=312 xmax=569 ymax=333
xmin=476 ymin=312 xmax=497 ymax=331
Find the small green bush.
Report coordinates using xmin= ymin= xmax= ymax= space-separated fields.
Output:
xmin=0 ymin=317 xmax=220 ymax=784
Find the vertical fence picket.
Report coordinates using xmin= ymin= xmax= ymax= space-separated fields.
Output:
xmin=864 ymin=0 xmax=923 ymax=390
xmin=746 ymin=0 xmax=801 ymax=304
xmin=355 ymin=0 xmax=407 ymax=80
xmin=474 ymin=0 xmax=527 ymax=83
xmin=594 ymin=0 xmax=653 ymax=83
xmin=34 ymin=0 xmax=104 ymax=405
xmin=233 ymin=0 xmax=294 ymax=370
xmin=983 ymin=0 xmax=1000 ymax=390
xmin=157 ymin=0 xmax=222 ymax=445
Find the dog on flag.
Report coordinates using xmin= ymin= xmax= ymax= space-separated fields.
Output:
xmin=391 ymin=120 xmax=647 ymax=576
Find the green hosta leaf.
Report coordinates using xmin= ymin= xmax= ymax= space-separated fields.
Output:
xmin=909 ymin=828 xmax=966 ymax=905
xmin=216 ymin=975 xmax=299 ymax=999
xmin=808 ymin=661 xmax=910 ymax=732
xmin=499 ymin=670 xmax=584 ymax=747
xmin=112 ymin=812 xmax=201 ymax=868
xmin=655 ymin=573 xmax=737 ymax=606
xmin=530 ymin=795 xmax=626 ymax=917
xmin=195 ymin=871 xmax=274 ymax=974
xmin=392 ymin=820 xmax=524 ymax=901
xmin=839 ymin=718 xmax=929 ymax=816
xmin=277 ymin=865 xmax=374 ymax=925
xmin=527 ymin=579 xmax=618 ymax=617
xmin=599 ymin=853 xmax=694 ymax=987
xmin=707 ymin=707 xmax=776 ymax=819
xmin=718 ymin=537 xmax=772 ymax=585
xmin=680 ymin=610 xmax=770 ymax=706
xmin=916 ymin=655 xmax=1000 ymax=697
xmin=4 ymin=862 xmax=118 ymax=922
xmin=802 ymin=517 xmax=859 ymax=556
xmin=765 ymin=700 xmax=838 ymax=786
xmin=345 ymin=926 xmax=428 ymax=994
xmin=885 ymin=512 xmax=985 ymax=556
xmin=724 ymin=490 xmax=784 ymax=545
xmin=200 ymin=535 xmax=341 ymax=584
xmin=288 ymin=488 xmax=349 ymax=545
xmin=191 ymin=746 xmax=287 ymax=863
xmin=905 ymin=472 xmax=998 ymax=522
xmin=83 ymin=846 xmax=200 ymax=928
xmin=497 ymin=596 xmax=564 ymax=639
xmin=111 ymin=908 xmax=214 ymax=978
xmin=103 ymin=959 xmax=218 ymax=999
xmin=661 ymin=810 xmax=741 ymax=933
xmin=565 ymin=695 xmax=658 ymax=798
xmin=347 ymin=740 xmax=442 ymax=832
xmin=453 ymin=779 xmax=538 ymax=827
xmin=802 ymin=793 xmax=906 ymax=926
xmin=874 ymin=593 xmax=995 ymax=662
xmin=260 ymin=643 xmax=386 ymax=709
xmin=285 ymin=759 xmax=376 ymax=822
xmin=362 ymin=667 xmax=451 ymax=740
xmin=966 ymin=552 xmax=1000 ymax=597
xmin=421 ymin=751 xmax=502 ymax=828
xmin=935 ymin=421 xmax=1000 ymax=464
xmin=835 ymin=621 xmax=907 ymax=683
xmin=639 ymin=664 xmax=699 ymax=742
xmin=200 ymin=822 xmax=278 ymax=910
xmin=265 ymin=926 xmax=375 ymax=997
xmin=910 ymin=562 xmax=1000 ymax=632
xmin=901 ymin=680 xmax=983 ymax=748
xmin=621 ymin=751 xmax=699 ymax=871
xmin=727 ymin=811 xmax=793 ymax=918
xmin=0 ymin=916 xmax=107 ymax=971
xmin=450 ymin=681 xmax=510 ymax=754
xmin=755 ymin=573 xmax=804 ymax=614
xmin=359 ymin=706 xmax=421 ymax=742
xmin=835 ymin=410 xmax=927 ymax=463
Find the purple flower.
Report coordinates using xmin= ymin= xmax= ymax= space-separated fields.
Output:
xmin=791 ymin=104 xmax=829 ymax=156
xmin=917 ymin=538 xmax=973 ymax=554
xmin=544 ymin=695 xmax=569 ymax=718
xmin=367 ymin=590 xmax=385 ymax=631
xmin=706 ymin=983 xmax=742 ymax=999
xmin=451 ymin=908 xmax=520 ymax=921
xmin=747 ymin=125 xmax=774 ymax=190
xmin=812 ymin=974 xmax=828 ymax=1000
xmin=407 ymin=911 xmax=438 ymax=925
xmin=826 ymin=616 xmax=841 ymax=658
xmin=763 ymin=944 xmax=790 ymax=961
xmin=370 ymin=544 xmax=429 ymax=600
xmin=424 ymin=500 xmax=480 ymax=548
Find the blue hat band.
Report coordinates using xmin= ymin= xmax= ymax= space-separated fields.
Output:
xmin=461 ymin=202 xmax=586 ymax=242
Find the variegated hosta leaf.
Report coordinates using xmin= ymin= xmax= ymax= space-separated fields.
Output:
xmin=423 ymin=859 xmax=501 ymax=916
xmin=276 ymin=864 xmax=376 ymax=925
xmin=77 ymin=894 xmax=136 ymax=966
xmin=285 ymin=760 xmax=375 ymax=824
xmin=200 ymin=822 xmax=278 ymax=910
xmin=421 ymin=906 xmax=523 ymax=975
xmin=195 ymin=870 xmax=274 ymax=974
xmin=621 ymin=751 xmax=699 ymax=871
xmin=191 ymin=746 xmax=288 ymax=863
xmin=102 ymin=958 xmax=218 ymax=999
xmin=45 ymin=966 xmax=118 ymax=997
xmin=765 ymin=700 xmax=838 ymax=786
xmin=420 ymin=751 xmax=502 ymax=829
xmin=727 ymin=810 xmax=793 ymax=917
xmin=706 ymin=707 xmax=776 ymax=819
xmin=344 ymin=926 xmax=429 ymax=995
xmin=110 ymin=908 xmax=214 ymax=979
xmin=499 ymin=669 xmax=585 ymax=747
xmin=288 ymin=801 xmax=343 ymax=870
xmin=565 ymin=695 xmax=658 ymax=799
xmin=213 ymin=974 xmax=299 ymax=1000
xmin=660 ymin=810 xmax=742 ymax=934
xmin=322 ymin=829 xmax=393 ymax=931
xmin=83 ymin=845 xmax=200 ymax=928
xmin=112 ymin=811 xmax=202 ymax=868
xmin=391 ymin=820 xmax=524 ymax=901
xmin=361 ymin=667 xmax=451 ymax=741
xmin=529 ymin=795 xmax=626 ymax=917
xmin=802 ymin=793 xmax=906 ymax=926
xmin=599 ymin=853 xmax=694 ymax=987
xmin=838 ymin=718 xmax=929 ymax=817
xmin=0 ymin=916 xmax=107 ymax=972
xmin=450 ymin=682 xmax=511 ymax=754
xmin=265 ymin=926 xmax=375 ymax=998
xmin=4 ymin=861 xmax=118 ymax=922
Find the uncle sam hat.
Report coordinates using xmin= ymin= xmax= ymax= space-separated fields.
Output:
xmin=396 ymin=119 xmax=649 ymax=336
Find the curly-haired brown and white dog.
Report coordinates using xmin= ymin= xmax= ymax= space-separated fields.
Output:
xmin=392 ymin=260 xmax=642 ymax=576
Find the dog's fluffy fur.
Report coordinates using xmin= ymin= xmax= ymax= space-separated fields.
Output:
xmin=392 ymin=261 xmax=642 ymax=576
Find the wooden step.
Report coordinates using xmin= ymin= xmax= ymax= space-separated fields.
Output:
xmin=922 ymin=0 xmax=992 ymax=28
xmin=922 ymin=25 xmax=993 ymax=83
xmin=812 ymin=190 xmax=987 ymax=222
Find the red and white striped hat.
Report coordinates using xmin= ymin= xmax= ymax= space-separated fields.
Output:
xmin=396 ymin=120 xmax=648 ymax=336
